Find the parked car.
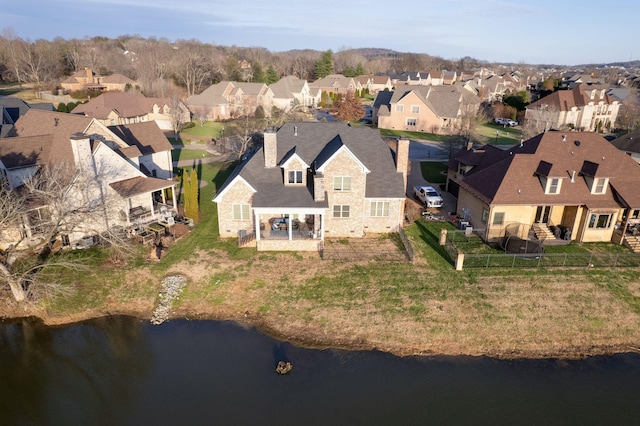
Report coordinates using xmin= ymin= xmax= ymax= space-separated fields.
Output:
xmin=413 ymin=185 xmax=444 ymax=208
xmin=505 ymin=119 xmax=518 ymax=127
xmin=494 ymin=117 xmax=506 ymax=125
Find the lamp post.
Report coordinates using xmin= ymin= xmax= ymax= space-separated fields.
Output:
xmin=495 ymin=130 xmax=499 ymax=144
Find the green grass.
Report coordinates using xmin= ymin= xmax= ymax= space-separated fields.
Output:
xmin=171 ymin=149 xmax=214 ymax=162
xmin=420 ymin=161 xmax=447 ymax=183
xmin=478 ymin=123 xmax=523 ymax=145
xmin=379 ymin=129 xmax=457 ymax=142
xmin=181 ymin=121 xmax=225 ymax=138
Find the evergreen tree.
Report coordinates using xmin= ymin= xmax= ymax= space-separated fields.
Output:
xmin=252 ymin=62 xmax=266 ymax=83
xmin=57 ymin=103 xmax=68 ymax=113
xmin=265 ymin=65 xmax=279 ymax=84
xmin=343 ymin=65 xmax=355 ymax=77
xmin=183 ymin=168 xmax=199 ymax=223
xmin=314 ymin=49 xmax=334 ymax=79
xmin=355 ymin=63 xmax=365 ymax=76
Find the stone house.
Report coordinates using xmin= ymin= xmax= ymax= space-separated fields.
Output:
xmin=72 ymin=91 xmax=190 ymax=131
xmin=309 ymin=74 xmax=357 ymax=97
xmin=213 ymin=122 xmax=408 ymax=251
xmin=373 ymin=85 xmax=481 ymax=134
xmin=269 ymin=76 xmax=318 ymax=112
xmin=185 ymin=81 xmax=274 ymax=121
xmin=525 ymin=84 xmax=621 ymax=132
xmin=61 ymin=67 xmax=137 ymax=93
xmin=445 ymin=131 xmax=640 ymax=251
xmin=355 ymin=75 xmax=393 ymax=93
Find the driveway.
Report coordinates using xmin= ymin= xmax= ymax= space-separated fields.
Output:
xmin=406 ymin=140 xmax=457 ymax=216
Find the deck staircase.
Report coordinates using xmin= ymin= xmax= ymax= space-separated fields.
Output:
xmin=624 ymin=235 xmax=640 ymax=252
xmin=532 ymin=224 xmax=556 ymax=242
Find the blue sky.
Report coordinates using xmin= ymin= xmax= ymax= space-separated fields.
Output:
xmin=2 ymin=0 xmax=638 ymax=65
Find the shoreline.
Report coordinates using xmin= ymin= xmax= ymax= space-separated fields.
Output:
xmin=3 ymin=305 xmax=639 ymax=361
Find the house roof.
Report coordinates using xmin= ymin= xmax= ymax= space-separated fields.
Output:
xmin=385 ymin=85 xmax=480 ymax=118
xmin=72 ymin=92 xmax=168 ymax=119
xmin=108 ymin=121 xmax=173 ymax=155
xmin=609 ymin=128 xmax=640 ymax=154
xmin=216 ymin=122 xmax=405 ymax=208
xmin=8 ymin=109 xmax=94 ymax=165
xmin=269 ymin=76 xmax=307 ymax=98
xmin=528 ymin=84 xmax=616 ymax=112
xmin=0 ymin=134 xmax=54 ymax=169
xmin=109 ymin=176 xmax=175 ymax=198
xmin=452 ymin=131 xmax=640 ymax=208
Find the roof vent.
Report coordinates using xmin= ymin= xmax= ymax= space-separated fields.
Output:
xmin=562 ymin=134 xmax=566 ymax=142
xmin=54 ymin=118 xmax=59 ymax=126
xmin=294 ymin=126 xmax=298 ymax=136
xmin=571 ymin=170 xmax=575 ymax=183
xmin=520 ymin=138 xmax=524 ymax=147
xmin=574 ymin=140 xmax=581 ymax=146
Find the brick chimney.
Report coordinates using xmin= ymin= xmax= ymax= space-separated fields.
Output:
xmin=70 ymin=132 xmax=94 ymax=176
xmin=396 ymin=138 xmax=410 ymax=192
xmin=263 ymin=130 xmax=277 ymax=168
xmin=313 ymin=173 xmax=325 ymax=202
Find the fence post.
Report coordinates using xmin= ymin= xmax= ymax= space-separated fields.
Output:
xmin=439 ymin=229 xmax=447 ymax=246
xmin=455 ymin=252 xmax=464 ymax=271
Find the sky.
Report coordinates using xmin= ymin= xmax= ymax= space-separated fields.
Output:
xmin=1 ymin=0 xmax=638 ymax=66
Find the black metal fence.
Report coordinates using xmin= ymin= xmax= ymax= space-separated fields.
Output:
xmin=462 ymin=252 xmax=640 ymax=269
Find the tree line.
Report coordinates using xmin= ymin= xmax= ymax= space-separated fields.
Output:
xmin=0 ymin=28 xmax=491 ymax=99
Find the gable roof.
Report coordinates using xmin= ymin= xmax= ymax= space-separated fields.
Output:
xmin=528 ymin=84 xmax=617 ymax=112
xmin=453 ymin=131 xmax=640 ymax=208
xmin=215 ymin=122 xmax=404 ymax=207
xmin=269 ymin=76 xmax=307 ymax=98
xmin=108 ymin=121 xmax=173 ymax=155
xmin=72 ymin=91 xmax=168 ymax=119
xmin=386 ymin=85 xmax=480 ymax=118
xmin=609 ymin=128 xmax=640 ymax=154
xmin=0 ymin=134 xmax=54 ymax=169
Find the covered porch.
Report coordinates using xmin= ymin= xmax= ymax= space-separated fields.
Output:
xmin=110 ymin=176 xmax=178 ymax=226
xmin=253 ymin=207 xmax=326 ymax=251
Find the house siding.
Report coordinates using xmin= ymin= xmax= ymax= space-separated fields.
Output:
xmin=216 ymin=179 xmax=255 ymax=238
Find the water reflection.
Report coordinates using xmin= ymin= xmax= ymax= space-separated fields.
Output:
xmin=1 ymin=317 xmax=640 ymax=426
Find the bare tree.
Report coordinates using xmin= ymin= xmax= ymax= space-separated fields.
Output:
xmin=1 ymin=164 xmax=134 ymax=303
xmin=171 ymin=41 xmax=212 ymax=96
xmin=616 ymin=91 xmax=640 ymax=131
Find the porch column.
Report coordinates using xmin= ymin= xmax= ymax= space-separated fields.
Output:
xmin=171 ymin=187 xmax=177 ymax=211
xmin=288 ymin=212 xmax=293 ymax=240
xmin=255 ymin=212 xmax=261 ymax=241
xmin=320 ymin=213 xmax=325 ymax=241
xmin=149 ymin=196 xmax=156 ymax=218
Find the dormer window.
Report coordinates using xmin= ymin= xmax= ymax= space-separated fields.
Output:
xmin=592 ymin=177 xmax=607 ymax=194
xmin=547 ymin=178 xmax=560 ymax=194
xmin=288 ymin=170 xmax=303 ymax=184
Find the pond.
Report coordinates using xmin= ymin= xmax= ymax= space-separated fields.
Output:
xmin=1 ymin=316 xmax=640 ymax=425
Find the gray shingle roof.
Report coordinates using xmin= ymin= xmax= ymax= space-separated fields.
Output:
xmin=217 ymin=122 xmax=404 ymax=208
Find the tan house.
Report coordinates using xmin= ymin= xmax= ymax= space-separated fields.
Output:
xmin=186 ymin=81 xmax=274 ymax=121
xmin=213 ymin=122 xmax=408 ymax=251
xmin=373 ymin=85 xmax=481 ymax=134
xmin=310 ymin=74 xmax=357 ymax=97
xmin=355 ymin=75 xmax=393 ymax=93
xmin=61 ymin=67 xmax=137 ymax=93
xmin=72 ymin=91 xmax=190 ymax=131
xmin=525 ymin=84 xmax=621 ymax=132
xmin=269 ymin=76 xmax=318 ymax=111
xmin=445 ymin=131 xmax=640 ymax=251
xmin=1 ymin=111 xmax=177 ymax=249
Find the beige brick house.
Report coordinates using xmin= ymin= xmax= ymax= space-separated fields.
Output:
xmin=213 ymin=122 xmax=408 ymax=251
xmin=446 ymin=131 xmax=640 ymax=251
xmin=373 ymin=85 xmax=481 ymax=134
xmin=61 ymin=67 xmax=137 ymax=93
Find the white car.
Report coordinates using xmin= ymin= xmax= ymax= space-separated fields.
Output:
xmin=505 ymin=119 xmax=518 ymax=127
xmin=413 ymin=185 xmax=444 ymax=208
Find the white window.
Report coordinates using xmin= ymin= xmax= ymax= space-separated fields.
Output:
xmin=370 ymin=201 xmax=390 ymax=217
xmin=411 ymin=105 xmax=420 ymax=113
xmin=482 ymin=208 xmax=489 ymax=223
xmin=407 ymin=118 xmax=417 ymax=126
xmin=395 ymin=104 xmax=404 ymax=112
xmin=232 ymin=204 xmax=251 ymax=221
xmin=288 ymin=170 xmax=303 ymax=184
xmin=588 ymin=213 xmax=612 ymax=229
xmin=593 ymin=178 xmax=606 ymax=194
xmin=333 ymin=205 xmax=350 ymax=218
xmin=493 ymin=212 xmax=505 ymax=226
xmin=333 ymin=176 xmax=351 ymax=191
xmin=546 ymin=178 xmax=561 ymax=194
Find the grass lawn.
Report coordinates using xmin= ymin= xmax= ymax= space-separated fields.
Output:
xmin=420 ymin=161 xmax=447 ymax=184
xmin=30 ymin=160 xmax=640 ymax=359
xmin=181 ymin=121 xmax=225 ymax=138
xmin=479 ymin=123 xmax=523 ymax=145
xmin=171 ymin=149 xmax=215 ymax=162
xmin=379 ymin=129 xmax=458 ymax=142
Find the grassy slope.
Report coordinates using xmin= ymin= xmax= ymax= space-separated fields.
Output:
xmin=29 ymin=162 xmax=640 ymax=359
